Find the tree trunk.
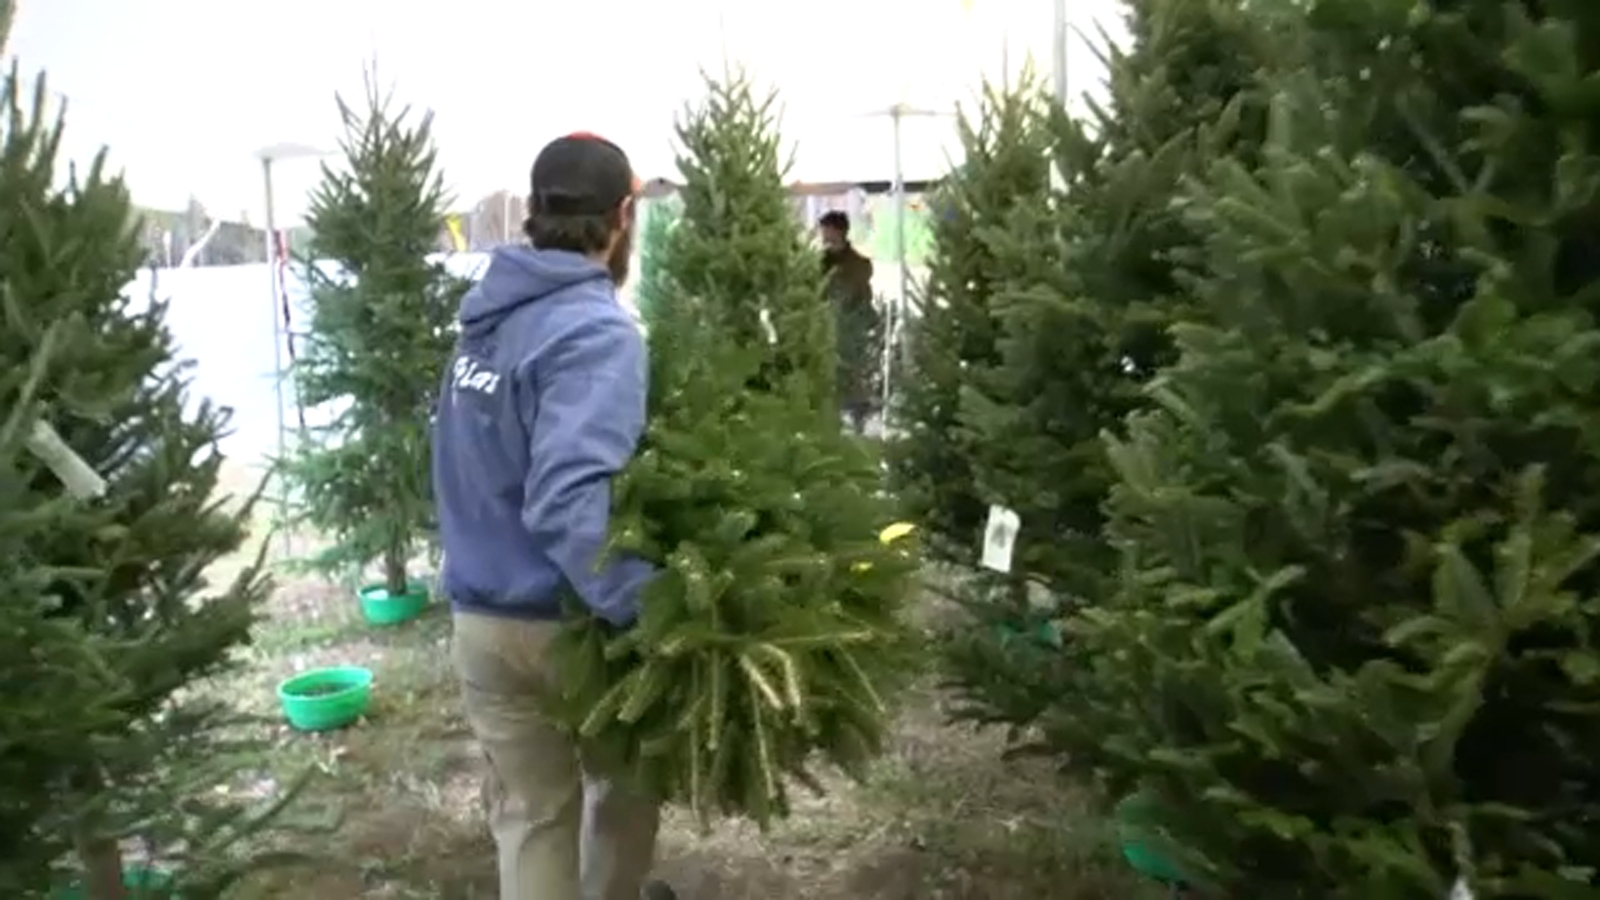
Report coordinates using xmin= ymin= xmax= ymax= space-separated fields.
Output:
xmin=74 ymin=826 xmax=124 ymax=900
xmin=383 ymin=545 xmax=408 ymax=597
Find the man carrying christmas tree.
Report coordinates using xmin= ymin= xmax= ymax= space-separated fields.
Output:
xmin=431 ymin=132 xmax=676 ymax=900
xmin=819 ymin=209 xmax=881 ymax=433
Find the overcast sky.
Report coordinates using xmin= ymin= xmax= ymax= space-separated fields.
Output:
xmin=8 ymin=0 xmax=1125 ymax=225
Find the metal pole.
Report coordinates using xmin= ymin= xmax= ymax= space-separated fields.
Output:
xmin=886 ymin=103 xmax=909 ymax=420
xmin=891 ymin=104 xmax=909 ymax=310
xmin=262 ymin=156 xmax=291 ymax=557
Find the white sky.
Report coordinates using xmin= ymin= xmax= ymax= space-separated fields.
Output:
xmin=8 ymin=0 xmax=1126 ymax=226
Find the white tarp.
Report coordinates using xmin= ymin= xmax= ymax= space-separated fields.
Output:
xmin=121 ymin=253 xmax=491 ymax=470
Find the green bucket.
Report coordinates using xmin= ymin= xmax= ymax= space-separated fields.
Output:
xmin=276 ymin=665 xmax=374 ymax=731
xmin=996 ymin=619 xmax=1062 ymax=648
xmin=1115 ymin=791 xmax=1188 ymax=886
xmin=358 ymin=581 xmax=429 ymax=625
xmin=54 ymin=864 xmax=176 ymax=898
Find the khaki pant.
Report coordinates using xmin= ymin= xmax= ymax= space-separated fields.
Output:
xmin=451 ymin=611 xmax=662 ymax=900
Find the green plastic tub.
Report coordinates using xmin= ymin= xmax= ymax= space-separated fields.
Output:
xmin=276 ymin=665 xmax=374 ymax=731
xmin=358 ymin=581 xmax=429 ymax=625
xmin=996 ymin=619 xmax=1062 ymax=648
xmin=1115 ymin=791 xmax=1188 ymax=886
xmin=54 ymin=864 xmax=176 ymax=898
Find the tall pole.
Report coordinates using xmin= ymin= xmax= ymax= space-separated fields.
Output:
xmin=886 ymin=103 xmax=909 ymax=419
xmin=261 ymin=157 xmax=291 ymax=557
xmin=891 ymin=103 xmax=909 ymax=311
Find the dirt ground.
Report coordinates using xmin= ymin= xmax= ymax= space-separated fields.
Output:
xmin=202 ymin=475 xmax=1155 ymax=899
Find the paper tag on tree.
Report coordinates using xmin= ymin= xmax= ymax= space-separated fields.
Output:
xmin=26 ymin=420 xmax=106 ymax=500
xmin=758 ymin=308 xmax=778 ymax=345
xmin=980 ymin=504 xmax=1020 ymax=573
xmin=1449 ymin=879 xmax=1473 ymax=900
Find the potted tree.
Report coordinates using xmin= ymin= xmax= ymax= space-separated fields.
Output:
xmin=284 ymin=74 xmax=467 ymax=625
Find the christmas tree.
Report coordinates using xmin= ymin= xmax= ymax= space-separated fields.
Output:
xmin=0 ymin=14 xmax=298 ymax=892
xmin=1049 ymin=1 xmax=1600 ymax=893
xmin=665 ymin=73 xmax=836 ymax=410
xmin=943 ymin=0 xmax=1281 ymax=734
xmin=888 ymin=77 xmax=1053 ymax=563
xmin=286 ymin=78 xmax=467 ymax=596
xmin=0 ymin=321 xmax=124 ymax=896
xmin=881 ymin=74 xmax=1063 ymax=730
xmin=549 ymin=71 xmax=920 ymax=828
xmin=632 ymin=194 xmax=679 ymax=322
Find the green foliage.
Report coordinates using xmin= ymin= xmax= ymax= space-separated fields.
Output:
xmin=889 ymin=77 xmax=1054 ymax=562
xmin=549 ymin=71 xmax=920 ymax=829
xmin=0 ymin=324 xmax=125 ymax=896
xmin=0 ymin=15 xmax=299 ymax=891
xmin=1046 ymin=1 xmax=1600 ymax=894
xmin=634 ymin=195 xmax=679 ymax=321
xmin=940 ymin=0 xmax=1282 ymax=738
xmin=286 ymin=77 xmax=467 ymax=594
xmin=664 ymin=73 xmax=835 ymax=412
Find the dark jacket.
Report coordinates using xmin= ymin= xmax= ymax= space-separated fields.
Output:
xmin=824 ymin=244 xmax=881 ymax=409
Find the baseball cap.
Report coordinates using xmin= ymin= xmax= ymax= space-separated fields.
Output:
xmin=529 ymin=132 xmax=641 ymax=216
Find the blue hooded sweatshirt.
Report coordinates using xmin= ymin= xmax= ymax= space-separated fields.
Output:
xmin=431 ymin=245 xmax=653 ymax=626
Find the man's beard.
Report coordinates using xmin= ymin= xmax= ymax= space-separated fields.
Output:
xmin=608 ymin=224 xmax=634 ymax=285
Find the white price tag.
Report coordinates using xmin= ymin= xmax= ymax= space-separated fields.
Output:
xmin=758 ymin=307 xmax=778 ymax=345
xmin=26 ymin=420 xmax=106 ymax=500
xmin=1449 ymin=878 xmax=1473 ymax=900
xmin=980 ymin=504 xmax=1020 ymax=573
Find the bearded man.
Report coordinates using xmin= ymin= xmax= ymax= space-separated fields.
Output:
xmin=431 ymin=132 xmax=675 ymax=900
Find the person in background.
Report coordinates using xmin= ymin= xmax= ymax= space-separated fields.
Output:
xmin=430 ymin=132 xmax=676 ymax=900
xmin=818 ymin=210 xmax=882 ymax=434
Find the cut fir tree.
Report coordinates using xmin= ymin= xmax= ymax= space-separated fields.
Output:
xmin=286 ymin=76 xmax=467 ymax=601
xmin=888 ymin=77 xmax=1049 ymax=563
xmin=942 ymin=1 xmax=1281 ymax=738
xmin=632 ymin=192 xmax=679 ymax=322
xmin=0 ymin=10 xmax=303 ymax=891
xmin=1056 ymin=3 xmax=1600 ymax=893
xmin=0 ymin=321 xmax=125 ymax=897
xmin=895 ymin=74 xmax=1066 ymax=732
xmin=548 ymin=71 xmax=920 ymax=829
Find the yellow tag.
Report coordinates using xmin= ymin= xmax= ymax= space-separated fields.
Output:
xmin=855 ymin=522 xmax=918 ymax=573
xmin=878 ymin=522 xmax=916 ymax=545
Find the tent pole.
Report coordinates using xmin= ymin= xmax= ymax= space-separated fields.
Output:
xmin=886 ymin=103 xmax=909 ymax=421
xmin=892 ymin=103 xmax=909 ymax=310
xmin=262 ymin=156 xmax=291 ymax=559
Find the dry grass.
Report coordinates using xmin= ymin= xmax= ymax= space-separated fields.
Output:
xmin=202 ymin=464 xmax=1155 ymax=899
